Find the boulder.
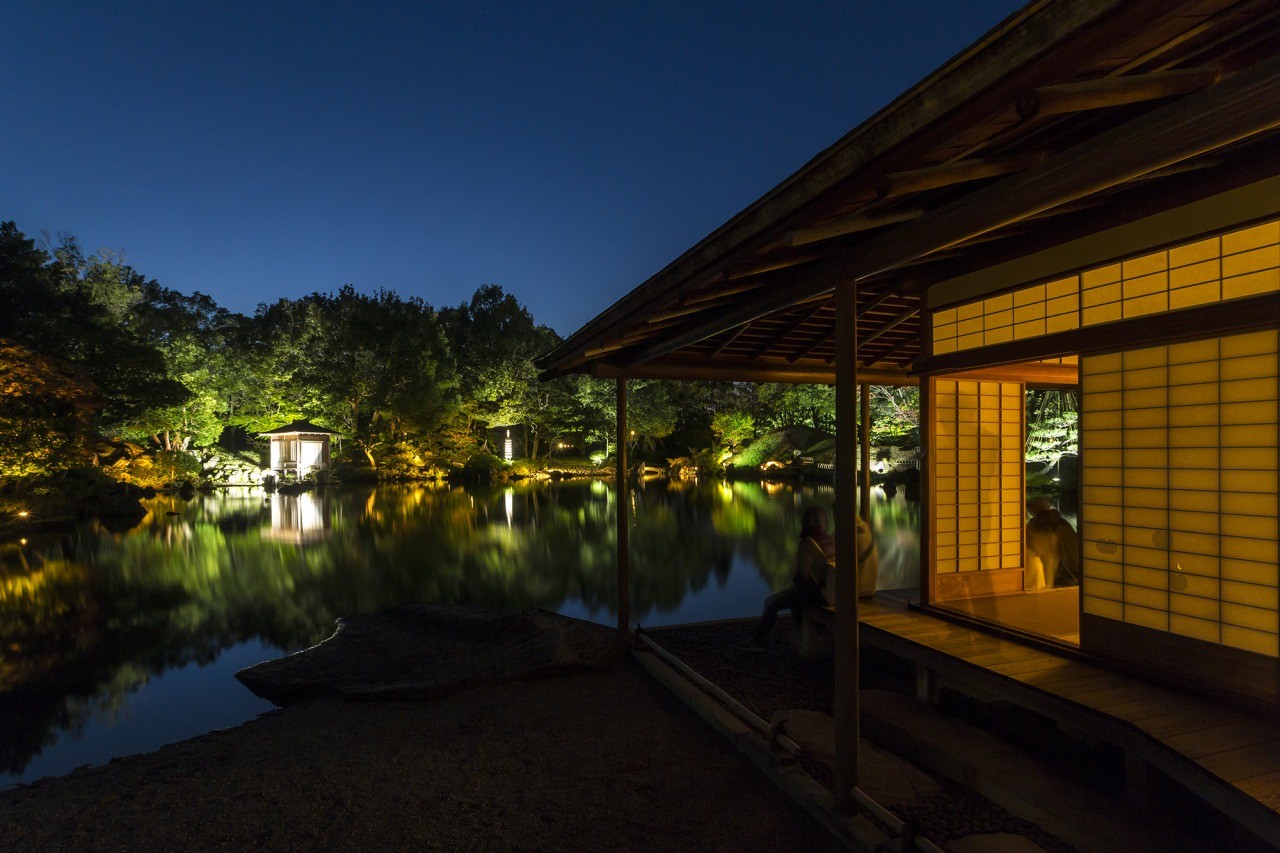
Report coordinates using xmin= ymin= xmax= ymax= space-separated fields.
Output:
xmin=237 ymin=605 xmax=624 ymax=705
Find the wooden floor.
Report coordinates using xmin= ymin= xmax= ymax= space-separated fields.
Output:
xmin=934 ymin=586 xmax=1080 ymax=643
xmin=858 ymin=595 xmax=1280 ymax=848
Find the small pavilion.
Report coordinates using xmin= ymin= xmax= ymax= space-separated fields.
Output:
xmin=260 ymin=419 xmax=335 ymax=478
xmin=537 ymin=0 xmax=1280 ymax=843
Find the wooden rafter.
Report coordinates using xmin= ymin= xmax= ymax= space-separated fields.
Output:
xmin=591 ymin=357 xmax=916 ymax=387
xmin=1017 ymin=66 xmax=1222 ymax=120
xmin=786 ymin=208 xmax=924 ymax=248
xmin=827 ymin=307 xmax=919 ymax=363
xmin=617 ymin=53 xmax=1280 ymax=368
xmin=722 ymin=251 xmax=822 ymax=281
xmin=788 ymin=329 xmax=835 ymax=364
xmin=646 ymin=295 xmax=737 ymax=324
xmin=862 ymin=307 xmax=919 ymax=348
xmin=710 ymin=325 xmax=748 ymax=359
xmin=749 ymin=303 xmax=829 ymax=361
xmin=682 ymin=278 xmax=767 ymax=306
xmin=876 ymin=152 xmax=1047 ymax=198
xmin=866 ymin=331 xmax=916 ymax=367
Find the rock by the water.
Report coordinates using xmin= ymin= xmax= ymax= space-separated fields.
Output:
xmin=237 ymin=605 xmax=624 ymax=705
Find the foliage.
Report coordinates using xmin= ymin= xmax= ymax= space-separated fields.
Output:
xmin=753 ymin=383 xmax=835 ymax=433
xmin=710 ymin=410 xmax=754 ymax=453
xmin=0 ymin=340 xmax=97 ymax=479
xmin=868 ymin=386 xmax=919 ymax=446
xmin=104 ymin=449 xmax=201 ymax=489
xmin=1026 ymin=390 xmax=1079 ymax=463
xmin=0 ymin=218 xmax=934 ymax=490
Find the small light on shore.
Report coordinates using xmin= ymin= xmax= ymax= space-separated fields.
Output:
xmin=16 ymin=510 xmax=29 ymax=518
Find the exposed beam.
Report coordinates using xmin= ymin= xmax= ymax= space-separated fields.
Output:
xmin=749 ymin=302 xmax=829 ymax=361
xmin=723 ymin=251 xmax=822 ymax=280
xmin=1016 ymin=66 xmax=1222 ymax=120
xmin=590 ymin=357 xmax=916 ymax=387
xmin=535 ymin=0 xmax=1130 ymax=373
xmin=618 ymin=55 xmax=1280 ymax=367
xmin=786 ymin=208 xmax=924 ymax=248
xmin=866 ymin=330 xmax=916 ymax=367
xmin=682 ymin=278 xmax=768 ymax=307
xmin=949 ymin=363 xmax=1080 ymax=387
xmin=645 ymin=295 xmax=738 ymax=324
xmin=876 ymin=152 xmax=1047 ymax=198
xmin=788 ymin=329 xmax=835 ymax=364
xmin=710 ymin=325 xmax=748 ymax=359
xmin=862 ymin=307 xmax=920 ymax=348
xmin=857 ymin=289 xmax=904 ymax=319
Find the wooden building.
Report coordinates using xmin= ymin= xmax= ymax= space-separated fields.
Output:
xmin=537 ymin=0 xmax=1280 ymax=836
xmin=260 ymin=419 xmax=335 ymax=478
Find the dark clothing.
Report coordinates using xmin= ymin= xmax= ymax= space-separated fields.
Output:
xmin=750 ymin=577 xmax=827 ymax=644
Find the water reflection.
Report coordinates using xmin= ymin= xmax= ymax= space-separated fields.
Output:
xmin=0 ymin=480 xmax=918 ymax=785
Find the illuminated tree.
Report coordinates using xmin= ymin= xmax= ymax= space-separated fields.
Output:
xmin=0 ymin=340 xmax=97 ymax=478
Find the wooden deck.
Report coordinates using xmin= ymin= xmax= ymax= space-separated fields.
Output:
xmin=857 ymin=595 xmax=1280 ymax=849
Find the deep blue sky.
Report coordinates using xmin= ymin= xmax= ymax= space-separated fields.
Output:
xmin=4 ymin=1 xmax=1023 ymax=336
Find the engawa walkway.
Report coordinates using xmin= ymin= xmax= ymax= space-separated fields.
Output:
xmin=857 ymin=595 xmax=1280 ymax=849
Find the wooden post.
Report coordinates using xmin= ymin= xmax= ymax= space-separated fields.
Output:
xmin=616 ymin=378 xmax=631 ymax=637
xmin=834 ymin=280 xmax=860 ymax=809
xmin=860 ymin=382 xmax=872 ymax=522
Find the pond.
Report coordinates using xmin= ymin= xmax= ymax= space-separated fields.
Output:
xmin=0 ymin=478 xmax=919 ymax=787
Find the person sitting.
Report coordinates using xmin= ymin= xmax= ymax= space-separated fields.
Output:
xmin=1025 ymin=497 xmax=1081 ymax=590
xmin=746 ymin=506 xmax=886 ymax=651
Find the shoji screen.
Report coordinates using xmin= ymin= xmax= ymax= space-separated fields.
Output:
xmin=933 ymin=219 xmax=1280 ymax=356
xmin=1081 ymin=329 xmax=1280 ymax=657
xmin=933 ymin=378 xmax=1024 ymax=578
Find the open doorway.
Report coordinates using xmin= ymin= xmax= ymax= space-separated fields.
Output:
xmin=928 ymin=359 xmax=1081 ymax=645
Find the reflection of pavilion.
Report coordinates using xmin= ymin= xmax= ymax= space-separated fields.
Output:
xmin=261 ymin=493 xmax=329 ymax=544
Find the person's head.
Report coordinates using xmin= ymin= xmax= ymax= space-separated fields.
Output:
xmin=1027 ymin=496 xmax=1054 ymax=515
xmin=800 ymin=506 xmax=828 ymax=538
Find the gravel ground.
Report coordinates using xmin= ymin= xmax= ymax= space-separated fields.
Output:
xmin=0 ymin=662 xmax=837 ymax=852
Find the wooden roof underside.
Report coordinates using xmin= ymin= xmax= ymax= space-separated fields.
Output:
xmin=537 ymin=0 xmax=1280 ymax=386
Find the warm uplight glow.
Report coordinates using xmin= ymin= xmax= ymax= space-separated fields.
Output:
xmin=16 ymin=511 xmax=29 ymax=518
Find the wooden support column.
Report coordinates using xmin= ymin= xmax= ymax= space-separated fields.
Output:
xmin=834 ymin=280 xmax=860 ymax=809
xmin=616 ymin=379 xmax=631 ymax=637
xmin=860 ymin=382 xmax=872 ymax=522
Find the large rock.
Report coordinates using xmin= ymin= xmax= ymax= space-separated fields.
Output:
xmin=237 ymin=605 xmax=624 ymax=705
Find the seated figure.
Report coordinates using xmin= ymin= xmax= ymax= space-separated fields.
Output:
xmin=1025 ymin=497 xmax=1080 ymax=590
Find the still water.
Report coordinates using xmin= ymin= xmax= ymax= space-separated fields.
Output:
xmin=0 ymin=479 xmax=919 ymax=787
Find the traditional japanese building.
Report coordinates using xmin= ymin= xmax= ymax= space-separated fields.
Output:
xmin=260 ymin=419 xmax=335 ymax=478
xmin=537 ymin=0 xmax=1280 ymax=842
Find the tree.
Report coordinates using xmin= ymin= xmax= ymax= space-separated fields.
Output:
xmin=443 ymin=285 xmax=565 ymax=457
xmin=753 ymin=383 xmax=835 ymax=432
xmin=0 ymin=340 xmax=98 ymax=478
xmin=0 ymin=223 xmax=188 ymax=460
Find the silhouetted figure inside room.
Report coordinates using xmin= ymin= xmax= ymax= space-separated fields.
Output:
xmin=1025 ymin=497 xmax=1081 ymax=590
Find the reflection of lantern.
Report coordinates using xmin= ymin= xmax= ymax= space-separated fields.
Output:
xmin=504 ymin=429 xmax=513 ymax=461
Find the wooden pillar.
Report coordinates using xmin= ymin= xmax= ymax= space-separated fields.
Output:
xmin=616 ymin=378 xmax=631 ymax=636
xmin=860 ymin=382 xmax=872 ymax=522
xmin=834 ymin=280 xmax=860 ymax=809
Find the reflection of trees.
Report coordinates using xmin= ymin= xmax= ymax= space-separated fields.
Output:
xmin=0 ymin=480 xmax=918 ymax=776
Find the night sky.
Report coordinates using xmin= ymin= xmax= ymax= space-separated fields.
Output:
xmin=4 ymin=1 xmax=1023 ymax=336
